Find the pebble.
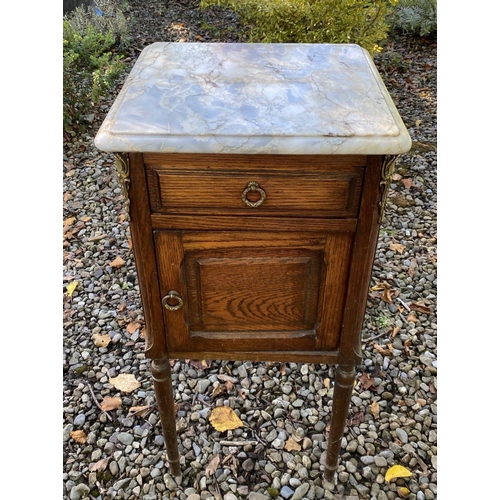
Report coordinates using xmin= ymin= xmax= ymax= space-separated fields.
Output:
xmin=396 ymin=428 xmax=409 ymax=444
xmin=281 ymin=486 xmax=294 ymax=499
xmin=117 ymin=433 xmax=134 ymax=445
xmin=291 ymin=483 xmax=310 ymax=500
xmin=73 ymin=414 xmax=86 ymax=426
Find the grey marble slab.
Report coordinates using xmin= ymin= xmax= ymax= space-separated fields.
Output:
xmin=95 ymin=43 xmax=411 ymax=155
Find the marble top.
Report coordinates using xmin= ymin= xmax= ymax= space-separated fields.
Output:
xmin=94 ymin=43 xmax=411 ymax=155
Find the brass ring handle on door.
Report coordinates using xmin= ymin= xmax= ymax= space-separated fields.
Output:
xmin=162 ymin=290 xmax=183 ymax=311
xmin=241 ymin=181 xmax=266 ymax=208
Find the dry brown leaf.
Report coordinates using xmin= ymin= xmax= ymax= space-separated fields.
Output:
xmin=390 ymin=326 xmax=401 ymax=339
xmin=285 ymin=437 xmax=301 ymax=452
xmin=371 ymin=401 xmax=380 ymax=417
xmin=117 ymin=303 xmax=126 ymax=313
xmin=209 ymin=406 xmax=243 ymax=432
xmin=101 ymin=396 xmax=122 ymax=411
xmin=110 ymin=256 xmax=126 ymax=268
xmin=126 ymin=322 xmax=141 ymax=334
xmin=63 ymin=216 xmax=76 ymax=227
xmin=401 ymin=178 xmax=413 ymax=189
xmin=89 ymin=458 xmax=110 ymax=472
xmin=128 ymin=405 xmax=150 ymax=417
xmin=109 ymin=373 xmax=141 ymax=393
xmin=70 ymin=430 xmax=86 ymax=444
xmin=212 ymin=383 xmax=226 ymax=397
xmin=389 ymin=243 xmax=406 ymax=254
xmin=374 ymin=344 xmax=392 ymax=356
xmin=382 ymin=286 xmax=393 ymax=304
xmin=205 ymin=454 xmax=220 ymax=477
xmin=92 ymin=333 xmax=111 ymax=348
xmin=409 ymin=302 xmax=432 ymax=315
xmin=140 ymin=327 xmax=146 ymax=339
xmin=189 ymin=359 xmax=212 ymax=370
xmin=407 ymin=312 xmax=418 ymax=323
xmin=359 ymin=373 xmax=375 ymax=391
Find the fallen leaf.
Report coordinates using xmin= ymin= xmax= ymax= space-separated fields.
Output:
xmin=101 ymin=396 xmax=122 ymax=411
xmin=209 ymin=406 xmax=243 ymax=432
xmin=385 ymin=464 xmax=412 ymax=482
xmin=63 ymin=216 xmax=76 ymax=227
xmin=66 ymin=281 xmax=78 ymax=297
xmin=92 ymin=333 xmax=111 ymax=347
xmin=374 ymin=344 xmax=392 ymax=356
xmin=126 ymin=322 xmax=141 ymax=334
xmin=118 ymin=213 xmax=127 ymax=223
xmin=205 ymin=454 xmax=220 ymax=477
xmin=70 ymin=430 xmax=86 ymax=444
xmin=407 ymin=312 xmax=418 ymax=323
xmin=284 ymin=437 xmax=301 ymax=451
xmin=140 ymin=327 xmax=146 ymax=339
xmin=109 ymin=373 xmax=141 ymax=393
xmin=323 ymin=378 xmax=331 ymax=389
xmin=64 ymin=192 xmax=72 ymax=202
xmin=110 ymin=256 xmax=126 ymax=268
xmin=397 ymin=487 xmax=410 ymax=498
xmin=359 ymin=373 xmax=375 ymax=391
xmin=415 ymin=119 xmax=422 ymax=126
xmin=410 ymin=303 xmax=432 ymax=315
xmin=225 ymin=380 xmax=234 ymax=391
xmin=128 ymin=405 xmax=150 ymax=417
xmin=382 ymin=286 xmax=393 ymax=304
xmin=189 ymin=359 xmax=212 ymax=370
xmin=391 ymin=326 xmax=401 ymax=339
xmin=370 ymin=401 xmax=380 ymax=417
xmin=117 ymin=303 xmax=126 ymax=313
xmin=212 ymin=383 xmax=226 ymax=397
xmin=347 ymin=411 xmax=364 ymax=426
xmin=389 ymin=243 xmax=406 ymax=254
xmin=89 ymin=458 xmax=109 ymax=472
xmin=401 ymin=178 xmax=413 ymax=189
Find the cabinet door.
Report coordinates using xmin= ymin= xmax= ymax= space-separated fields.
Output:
xmin=154 ymin=230 xmax=352 ymax=355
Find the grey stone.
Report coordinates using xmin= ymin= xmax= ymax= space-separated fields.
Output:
xmin=374 ymin=456 xmax=387 ymax=467
xmin=117 ymin=432 xmax=134 ymax=445
xmin=396 ymin=427 xmax=408 ymax=444
xmin=290 ymin=478 xmax=301 ymax=487
xmin=281 ymin=486 xmax=294 ymax=499
xmin=197 ymin=379 xmax=211 ymax=393
xmin=291 ymin=483 xmax=310 ymax=500
xmin=63 ymin=424 xmax=73 ymax=442
xmin=69 ymin=484 xmax=89 ymax=500
xmin=73 ymin=414 xmax=86 ymax=426
xmin=248 ymin=494 xmax=268 ymax=500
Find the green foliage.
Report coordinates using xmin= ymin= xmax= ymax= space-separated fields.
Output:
xmin=64 ymin=0 xmax=130 ymax=48
xmin=63 ymin=3 xmax=128 ymax=132
xmin=388 ymin=0 xmax=437 ymax=36
xmin=200 ymin=0 xmax=399 ymax=53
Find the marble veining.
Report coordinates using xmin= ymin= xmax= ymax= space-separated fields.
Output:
xmin=95 ymin=43 xmax=411 ymax=154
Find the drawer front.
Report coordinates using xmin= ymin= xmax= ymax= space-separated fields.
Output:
xmin=154 ymin=230 xmax=353 ymax=354
xmin=145 ymin=154 xmax=365 ymax=218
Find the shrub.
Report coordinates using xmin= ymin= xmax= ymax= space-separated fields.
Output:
xmin=200 ymin=0 xmax=399 ymax=53
xmin=388 ymin=0 xmax=437 ymax=36
xmin=63 ymin=1 xmax=128 ymax=132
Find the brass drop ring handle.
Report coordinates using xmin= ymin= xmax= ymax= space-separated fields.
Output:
xmin=162 ymin=290 xmax=183 ymax=311
xmin=242 ymin=181 xmax=266 ymax=208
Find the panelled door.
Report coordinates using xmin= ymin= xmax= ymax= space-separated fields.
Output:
xmin=154 ymin=230 xmax=353 ymax=354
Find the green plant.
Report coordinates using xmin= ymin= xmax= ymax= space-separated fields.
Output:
xmin=64 ymin=0 xmax=130 ymax=48
xmin=200 ymin=0 xmax=399 ymax=53
xmin=63 ymin=5 xmax=126 ymax=132
xmin=388 ymin=0 xmax=437 ymax=36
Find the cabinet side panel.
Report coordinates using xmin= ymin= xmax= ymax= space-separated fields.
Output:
xmin=339 ymin=155 xmax=385 ymax=364
xmin=128 ymin=153 xmax=168 ymax=359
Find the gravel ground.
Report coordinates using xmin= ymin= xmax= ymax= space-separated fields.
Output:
xmin=63 ymin=2 xmax=437 ymax=499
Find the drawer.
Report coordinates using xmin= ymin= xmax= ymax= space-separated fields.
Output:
xmin=145 ymin=154 xmax=365 ymax=218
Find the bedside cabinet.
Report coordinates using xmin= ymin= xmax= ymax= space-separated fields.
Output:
xmin=95 ymin=42 xmax=411 ymax=481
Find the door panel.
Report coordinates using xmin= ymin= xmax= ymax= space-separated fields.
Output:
xmin=154 ymin=230 xmax=352 ymax=353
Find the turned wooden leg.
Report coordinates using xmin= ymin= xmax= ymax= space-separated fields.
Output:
xmin=324 ymin=364 xmax=356 ymax=481
xmin=151 ymin=358 xmax=181 ymax=476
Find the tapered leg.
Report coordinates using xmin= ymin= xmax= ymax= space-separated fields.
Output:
xmin=151 ymin=358 xmax=181 ymax=476
xmin=324 ymin=364 xmax=356 ymax=481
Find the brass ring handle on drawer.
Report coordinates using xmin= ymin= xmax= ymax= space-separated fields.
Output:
xmin=162 ymin=290 xmax=183 ymax=311
xmin=241 ymin=181 xmax=266 ymax=208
